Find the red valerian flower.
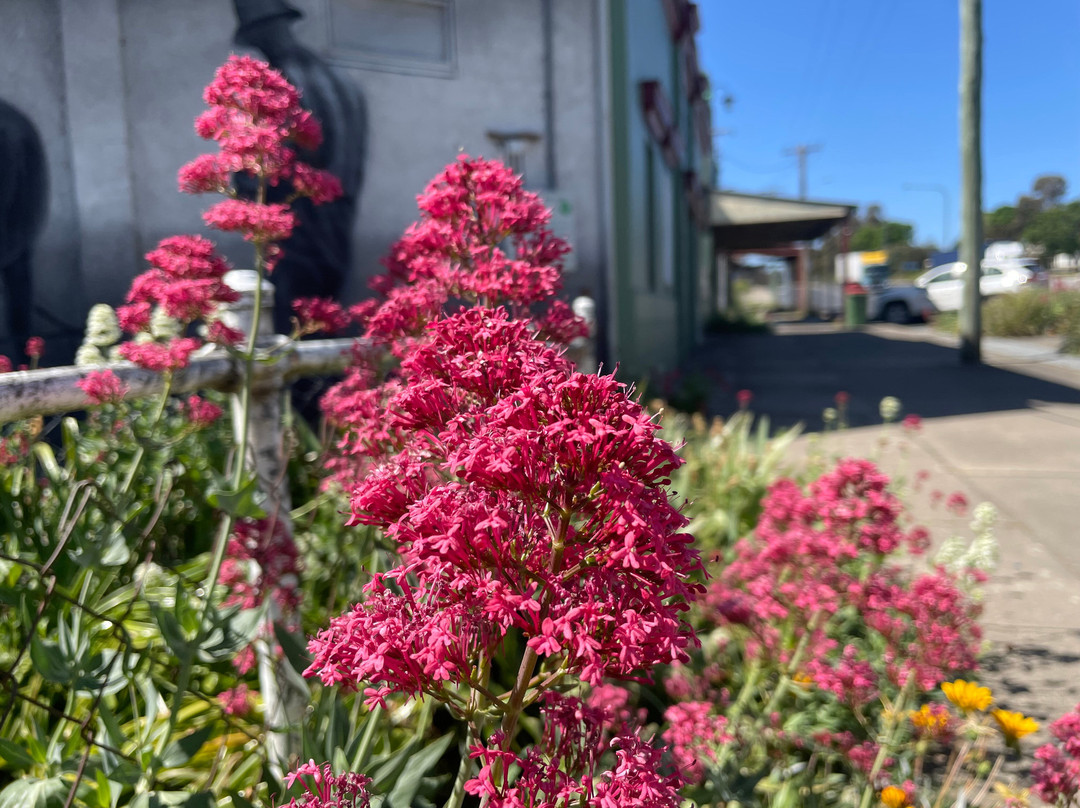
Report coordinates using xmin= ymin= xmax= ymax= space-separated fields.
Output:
xmin=281 ymin=760 xmax=372 ymax=808
xmin=77 ymin=369 xmax=128 ymax=406
xmin=307 ymin=309 xmax=703 ymax=705
xmin=118 ymin=337 xmax=201 ymax=372
xmin=292 ymin=297 xmax=350 ymax=336
xmin=662 ymin=702 xmax=731 ymax=784
xmin=203 ymin=199 xmax=297 ymax=244
xmin=946 ymin=491 xmax=969 ymax=516
xmin=217 ymin=684 xmax=253 ymax=717
xmin=219 ymin=517 xmax=300 ymax=614
xmin=1033 ymin=707 xmax=1080 ymax=807
xmin=25 ymin=337 xmax=44 ymax=360
xmin=0 ymin=355 xmax=11 ymax=373
xmin=183 ymin=395 xmax=224 ymax=428
xmin=320 ymin=156 xmax=586 ymax=490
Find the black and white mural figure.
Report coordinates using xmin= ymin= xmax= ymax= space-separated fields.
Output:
xmin=0 ymin=98 xmax=47 ymax=362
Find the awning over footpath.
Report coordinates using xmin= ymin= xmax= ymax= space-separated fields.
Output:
xmin=710 ymin=191 xmax=855 ymax=249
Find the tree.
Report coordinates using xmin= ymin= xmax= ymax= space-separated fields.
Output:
xmin=1022 ymin=201 xmax=1080 ymax=264
xmin=849 ymin=219 xmax=913 ymax=251
xmin=883 ymin=221 xmax=914 ymax=246
xmin=1033 ymin=174 xmax=1067 ymax=209
xmin=985 ymin=205 xmax=1019 ymax=241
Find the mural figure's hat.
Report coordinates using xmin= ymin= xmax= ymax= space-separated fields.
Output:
xmin=233 ymin=0 xmax=302 ymax=46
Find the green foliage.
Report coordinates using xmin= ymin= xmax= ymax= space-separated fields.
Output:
xmin=850 ymin=221 xmax=913 ymax=251
xmin=1022 ymin=201 xmax=1080 ymax=260
xmin=934 ymin=290 xmax=1080 ymax=350
xmin=982 ymin=289 xmax=1058 ymax=336
xmin=666 ymin=410 xmax=803 ymax=556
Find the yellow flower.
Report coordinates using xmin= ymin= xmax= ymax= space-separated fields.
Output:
xmin=909 ymin=704 xmax=951 ymax=737
xmin=793 ymin=671 xmax=813 ymax=687
xmin=941 ymin=679 xmax=993 ymax=713
xmin=992 ymin=709 xmax=1039 ymax=743
xmin=880 ymin=786 xmax=908 ymax=808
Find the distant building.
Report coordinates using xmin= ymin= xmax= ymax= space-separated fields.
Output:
xmin=3 ymin=0 xmax=715 ymax=376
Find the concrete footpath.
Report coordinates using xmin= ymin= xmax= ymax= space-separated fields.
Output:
xmin=686 ymin=322 xmax=1080 ymax=738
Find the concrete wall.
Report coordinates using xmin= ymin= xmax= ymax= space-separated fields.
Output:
xmin=2 ymin=0 xmax=607 ymax=359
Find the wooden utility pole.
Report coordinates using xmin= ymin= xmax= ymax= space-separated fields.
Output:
xmin=959 ymin=0 xmax=983 ymax=364
xmin=784 ymin=143 xmax=822 ymax=200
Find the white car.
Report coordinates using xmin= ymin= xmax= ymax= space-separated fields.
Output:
xmin=914 ymin=262 xmax=1034 ymax=312
xmin=867 ymin=283 xmax=937 ymax=324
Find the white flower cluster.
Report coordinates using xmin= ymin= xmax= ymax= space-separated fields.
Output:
xmin=879 ymin=395 xmax=902 ymax=423
xmin=75 ymin=304 xmax=121 ymax=366
xmin=934 ymin=501 xmax=999 ymax=589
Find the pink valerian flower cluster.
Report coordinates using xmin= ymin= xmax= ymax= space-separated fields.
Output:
xmin=1033 ymin=704 xmax=1080 ymax=806
xmin=119 ymin=338 xmax=204 ymax=373
xmin=292 ymin=296 xmax=352 ymax=336
xmin=218 ymin=683 xmax=253 ymax=717
xmin=183 ymin=55 xmax=341 ymax=261
xmin=77 ymin=369 xmax=129 ymax=406
xmin=320 ymin=157 xmax=586 ymax=491
xmin=183 ymin=395 xmax=224 ymax=429
xmin=279 ymin=761 xmax=371 ymax=808
xmin=115 ymin=235 xmax=238 ymax=371
xmin=702 ymin=457 xmax=981 ymax=708
xmin=25 ymin=337 xmax=44 ymax=361
xmin=0 ymin=355 xmax=10 ymax=373
xmin=219 ymin=517 xmax=301 ymax=615
xmin=368 ymin=156 xmax=570 ymax=338
xmin=661 ymin=701 xmax=731 ymax=784
xmin=306 ymin=308 xmax=703 ymax=710
xmin=466 ymin=726 xmax=684 ymax=808
xmin=810 ymin=731 xmax=893 ymax=780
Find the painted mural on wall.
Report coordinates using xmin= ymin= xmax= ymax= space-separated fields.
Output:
xmin=0 ymin=98 xmax=47 ymax=363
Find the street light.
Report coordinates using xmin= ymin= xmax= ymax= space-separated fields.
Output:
xmin=903 ymin=183 xmax=951 ymax=249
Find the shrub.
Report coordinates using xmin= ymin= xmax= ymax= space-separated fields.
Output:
xmin=982 ymin=290 xmax=1056 ymax=337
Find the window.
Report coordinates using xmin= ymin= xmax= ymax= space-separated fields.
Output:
xmin=318 ymin=0 xmax=456 ymax=77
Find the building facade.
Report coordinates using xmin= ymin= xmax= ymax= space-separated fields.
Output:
xmin=3 ymin=0 xmax=715 ymax=376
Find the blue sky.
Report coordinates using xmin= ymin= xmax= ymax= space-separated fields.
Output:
xmin=697 ymin=0 xmax=1080 ymax=248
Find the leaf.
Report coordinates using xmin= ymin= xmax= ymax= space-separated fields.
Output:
xmin=159 ymin=724 xmax=215 ymax=769
xmin=386 ymin=732 xmax=456 ymax=808
xmin=149 ymin=602 xmax=195 ymax=664
xmin=197 ymin=603 xmax=266 ymax=663
xmin=229 ymin=794 xmax=255 ymax=808
xmin=93 ymin=770 xmax=118 ymax=808
xmin=130 ymin=793 xmax=214 ymax=808
xmin=206 ymin=476 xmax=266 ymax=520
xmin=0 ymin=738 xmax=36 ymax=770
xmin=274 ymin=621 xmax=312 ymax=675
xmin=370 ymin=738 xmax=419 ymax=794
xmin=30 ymin=636 xmax=73 ymax=685
xmin=0 ymin=776 xmax=68 ymax=808
xmin=31 ymin=443 xmax=62 ymax=485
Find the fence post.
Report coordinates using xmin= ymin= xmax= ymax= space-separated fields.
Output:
xmin=570 ymin=293 xmax=598 ymax=374
xmin=220 ymin=269 xmax=305 ymax=778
